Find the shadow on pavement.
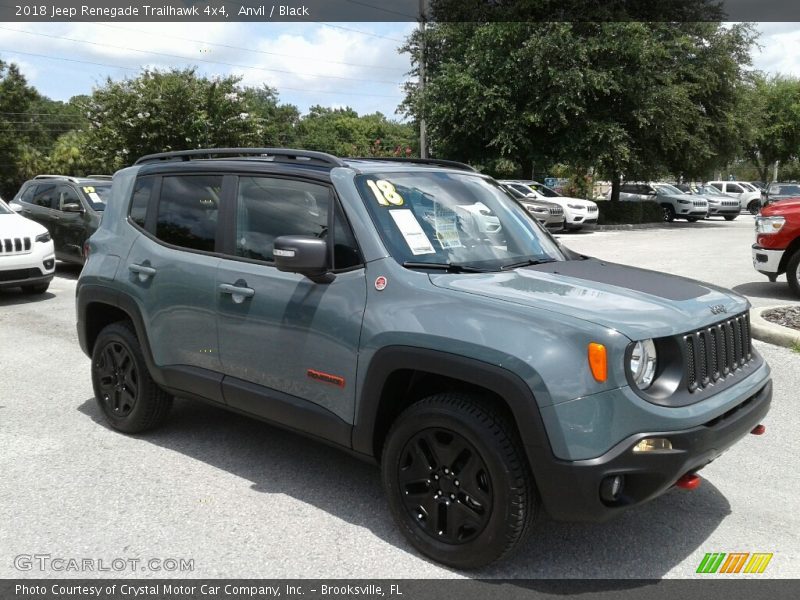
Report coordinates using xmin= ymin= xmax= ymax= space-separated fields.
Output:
xmin=0 ymin=288 xmax=55 ymax=306
xmin=56 ymin=262 xmax=83 ymax=280
xmin=732 ymin=281 xmax=798 ymax=302
xmin=77 ymin=396 xmax=731 ymax=580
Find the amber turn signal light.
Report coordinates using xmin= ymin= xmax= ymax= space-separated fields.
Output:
xmin=588 ymin=343 xmax=607 ymax=382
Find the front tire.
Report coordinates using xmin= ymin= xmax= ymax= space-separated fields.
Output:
xmin=787 ymin=250 xmax=800 ymax=298
xmin=686 ymin=217 xmax=699 ymax=222
xmin=382 ymin=393 xmax=537 ymax=569
xmin=91 ymin=322 xmax=173 ymax=433
xmin=663 ymin=205 xmax=676 ymax=222
xmin=724 ymin=215 xmax=737 ymax=221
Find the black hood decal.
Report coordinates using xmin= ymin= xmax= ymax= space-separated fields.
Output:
xmin=526 ymin=259 xmax=711 ymax=302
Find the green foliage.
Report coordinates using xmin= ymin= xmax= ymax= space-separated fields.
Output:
xmin=85 ymin=68 xmax=266 ymax=170
xmin=402 ymin=22 xmax=756 ymax=196
xmin=48 ymin=130 xmax=103 ymax=176
xmin=0 ymin=60 xmax=41 ymax=197
xmin=741 ymin=75 xmax=800 ymax=184
xmin=596 ymin=199 xmax=663 ymax=225
xmin=294 ymin=106 xmax=415 ymax=157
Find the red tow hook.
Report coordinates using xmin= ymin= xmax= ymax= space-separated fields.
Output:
xmin=676 ymin=473 xmax=702 ymax=490
xmin=751 ymin=424 xmax=766 ymax=435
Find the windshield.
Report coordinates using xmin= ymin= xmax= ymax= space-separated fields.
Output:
xmin=697 ymin=185 xmax=727 ymax=197
xmin=80 ymin=184 xmax=111 ymax=210
xmin=528 ymin=183 xmax=561 ymax=198
xmin=0 ymin=200 xmax=11 ymax=215
xmin=357 ymin=172 xmax=566 ymax=271
xmin=771 ymin=184 xmax=800 ymax=196
xmin=655 ymin=183 xmax=683 ymax=195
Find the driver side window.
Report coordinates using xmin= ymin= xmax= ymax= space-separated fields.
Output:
xmin=235 ymin=177 xmax=331 ymax=263
xmin=57 ymin=185 xmax=81 ymax=211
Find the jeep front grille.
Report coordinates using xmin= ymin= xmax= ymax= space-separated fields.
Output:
xmin=549 ymin=206 xmax=563 ymax=216
xmin=587 ymin=205 xmax=598 ymax=213
xmin=0 ymin=237 xmax=32 ymax=255
xmin=692 ymin=200 xmax=706 ymax=208
xmin=684 ymin=312 xmax=752 ymax=392
xmin=722 ymin=200 xmax=739 ymax=207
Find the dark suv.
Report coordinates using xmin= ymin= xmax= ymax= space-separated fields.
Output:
xmin=77 ymin=149 xmax=771 ymax=568
xmin=10 ymin=175 xmax=111 ymax=264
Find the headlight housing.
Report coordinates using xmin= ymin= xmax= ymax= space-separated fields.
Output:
xmin=755 ymin=216 xmax=785 ymax=234
xmin=567 ymin=203 xmax=584 ymax=210
xmin=677 ymin=199 xmax=690 ymax=205
xmin=35 ymin=232 xmax=51 ymax=243
xmin=521 ymin=202 xmax=547 ymax=214
xmin=629 ymin=339 xmax=657 ymax=390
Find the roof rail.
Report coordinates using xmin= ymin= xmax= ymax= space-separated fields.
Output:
xmin=86 ymin=174 xmax=113 ymax=180
xmin=346 ymin=157 xmax=476 ymax=172
xmin=34 ymin=174 xmax=77 ymax=181
xmin=134 ymin=148 xmax=347 ymax=167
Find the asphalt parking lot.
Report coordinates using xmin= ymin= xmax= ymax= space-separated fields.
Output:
xmin=1 ymin=214 xmax=798 ymax=579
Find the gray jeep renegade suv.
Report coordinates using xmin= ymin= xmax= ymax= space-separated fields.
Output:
xmin=77 ymin=149 xmax=771 ymax=569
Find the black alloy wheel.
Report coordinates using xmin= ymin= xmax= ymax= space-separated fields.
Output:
xmin=397 ymin=428 xmax=493 ymax=545
xmin=95 ymin=340 xmax=139 ymax=417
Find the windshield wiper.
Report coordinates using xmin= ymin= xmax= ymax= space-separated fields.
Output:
xmin=500 ymin=258 xmax=556 ymax=271
xmin=402 ymin=261 xmax=490 ymax=273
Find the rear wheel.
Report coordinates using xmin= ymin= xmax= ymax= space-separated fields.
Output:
xmin=382 ymin=393 xmax=538 ymax=569
xmin=724 ymin=215 xmax=738 ymax=221
xmin=21 ymin=282 xmax=49 ymax=294
xmin=748 ymin=200 xmax=760 ymax=215
xmin=91 ymin=322 xmax=172 ymax=433
xmin=686 ymin=217 xmax=699 ymax=222
xmin=787 ymin=250 xmax=800 ymax=298
xmin=663 ymin=205 xmax=676 ymax=222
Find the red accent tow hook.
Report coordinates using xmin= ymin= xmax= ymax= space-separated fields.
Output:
xmin=750 ymin=424 xmax=766 ymax=435
xmin=676 ymin=473 xmax=702 ymax=490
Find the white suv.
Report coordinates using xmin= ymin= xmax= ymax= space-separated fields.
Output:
xmin=706 ymin=181 xmax=761 ymax=214
xmin=0 ymin=199 xmax=56 ymax=294
xmin=504 ymin=180 xmax=598 ymax=230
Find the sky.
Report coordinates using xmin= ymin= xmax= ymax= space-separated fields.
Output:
xmin=0 ymin=22 xmax=798 ymax=121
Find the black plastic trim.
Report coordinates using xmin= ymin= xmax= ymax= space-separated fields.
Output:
xmin=222 ymin=377 xmax=351 ymax=448
xmin=0 ymin=273 xmax=53 ymax=289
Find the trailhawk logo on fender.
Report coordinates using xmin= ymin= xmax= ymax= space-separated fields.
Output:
xmin=307 ymin=369 xmax=345 ymax=388
xmin=709 ymin=304 xmax=727 ymax=315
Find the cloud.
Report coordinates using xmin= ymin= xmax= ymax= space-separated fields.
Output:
xmin=752 ymin=23 xmax=800 ymax=77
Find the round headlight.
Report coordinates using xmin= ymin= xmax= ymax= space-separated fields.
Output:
xmin=630 ymin=339 xmax=657 ymax=390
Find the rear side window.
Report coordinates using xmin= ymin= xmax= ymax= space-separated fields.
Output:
xmin=129 ymin=177 xmax=154 ymax=228
xmin=235 ymin=177 xmax=330 ymax=262
xmin=727 ymin=184 xmax=744 ymax=193
xmin=709 ymin=183 xmax=722 ymax=191
xmin=33 ymin=183 xmax=57 ymax=208
xmin=156 ymin=175 xmax=222 ymax=252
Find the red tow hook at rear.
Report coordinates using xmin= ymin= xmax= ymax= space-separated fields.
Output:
xmin=676 ymin=473 xmax=702 ymax=490
xmin=751 ymin=424 xmax=766 ymax=435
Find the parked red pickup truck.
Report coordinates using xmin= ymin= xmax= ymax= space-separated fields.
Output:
xmin=752 ymin=198 xmax=800 ymax=297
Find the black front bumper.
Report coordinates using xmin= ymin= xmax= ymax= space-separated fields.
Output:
xmin=0 ymin=270 xmax=53 ymax=289
xmin=527 ymin=379 xmax=772 ymax=522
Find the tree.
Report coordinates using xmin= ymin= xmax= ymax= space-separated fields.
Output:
xmin=243 ymin=85 xmax=300 ymax=147
xmin=741 ymin=75 xmax=800 ymax=184
xmin=402 ymin=20 xmax=756 ymax=199
xmin=294 ymin=106 xmax=416 ymax=157
xmin=85 ymin=68 xmax=265 ymax=170
xmin=0 ymin=60 xmax=41 ymax=197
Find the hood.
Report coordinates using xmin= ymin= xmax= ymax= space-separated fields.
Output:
xmin=763 ymin=197 xmax=800 ymax=216
xmin=663 ymin=193 xmax=706 ymax=204
xmin=0 ymin=211 xmax=48 ymax=238
xmin=429 ymin=258 xmax=747 ymax=340
xmin=546 ymin=196 xmax=596 ymax=209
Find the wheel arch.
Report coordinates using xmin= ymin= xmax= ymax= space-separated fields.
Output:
xmin=778 ymin=236 xmax=800 ymax=274
xmin=352 ymin=346 xmax=552 ymax=463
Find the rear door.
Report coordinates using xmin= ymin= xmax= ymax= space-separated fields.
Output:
xmin=123 ymin=173 xmax=226 ymax=400
xmin=215 ymin=174 xmax=367 ymax=433
xmin=26 ymin=183 xmax=58 ymax=233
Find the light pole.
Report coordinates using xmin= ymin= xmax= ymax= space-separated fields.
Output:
xmin=419 ymin=0 xmax=428 ymax=158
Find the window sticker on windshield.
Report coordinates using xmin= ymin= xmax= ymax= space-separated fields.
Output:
xmin=367 ymin=179 xmax=404 ymax=206
xmin=389 ymin=209 xmax=436 ymax=255
xmin=82 ymin=186 xmax=95 ymax=194
xmin=431 ymin=204 xmax=462 ymax=249
xmin=88 ymin=192 xmax=102 ymax=203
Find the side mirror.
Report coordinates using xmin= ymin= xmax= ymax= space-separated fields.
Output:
xmin=62 ymin=203 xmax=83 ymax=213
xmin=647 ymin=190 xmax=658 ymax=196
xmin=9 ymin=203 xmax=22 ymax=213
xmin=273 ymin=235 xmax=332 ymax=283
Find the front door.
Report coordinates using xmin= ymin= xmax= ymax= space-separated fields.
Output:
xmin=54 ymin=184 xmax=87 ymax=261
xmin=215 ymin=175 xmax=367 ymax=426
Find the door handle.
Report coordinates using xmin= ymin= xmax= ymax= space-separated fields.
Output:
xmin=219 ymin=282 xmax=255 ymax=303
xmin=129 ymin=263 xmax=157 ymax=281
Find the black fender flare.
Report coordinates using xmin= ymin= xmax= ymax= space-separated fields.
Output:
xmin=351 ymin=346 xmax=554 ymax=461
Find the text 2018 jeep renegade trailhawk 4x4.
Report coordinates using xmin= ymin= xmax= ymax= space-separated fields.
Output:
xmin=77 ymin=149 xmax=772 ymax=569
